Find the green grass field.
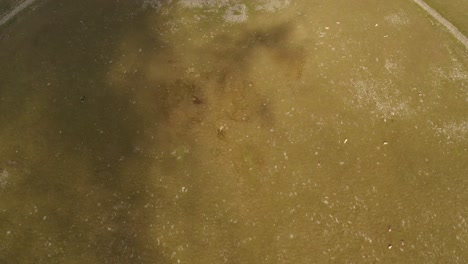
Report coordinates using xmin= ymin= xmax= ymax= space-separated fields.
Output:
xmin=424 ymin=0 xmax=468 ymax=35
xmin=0 ymin=0 xmax=22 ymax=15
xmin=0 ymin=0 xmax=467 ymax=263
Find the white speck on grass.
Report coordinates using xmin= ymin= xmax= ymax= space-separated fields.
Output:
xmin=143 ymin=0 xmax=289 ymax=22
xmin=223 ymin=4 xmax=248 ymax=23
xmin=142 ymin=0 xmax=168 ymax=10
xmin=384 ymin=11 xmax=410 ymax=26
xmin=349 ymin=79 xmax=412 ymax=119
xmin=179 ymin=0 xmax=230 ymax=8
xmin=449 ymin=67 xmax=468 ymax=81
xmin=0 ymin=169 xmax=8 ymax=189
xmin=255 ymin=0 xmax=291 ymax=12
xmin=432 ymin=62 xmax=468 ymax=81
xmin=384 ymin=59 xmax=399 ymax=75
xmin=432 ymin=120 xmax=468 ymax=142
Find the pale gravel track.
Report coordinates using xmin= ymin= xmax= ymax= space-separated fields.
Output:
xmin=413 ymin=0 xmax=468 ymax=49
xmin=0 ymin=0 xmax=38 ymax=27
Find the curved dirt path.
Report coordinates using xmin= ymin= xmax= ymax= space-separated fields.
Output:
xmin=0 ymin=0 xmax=38 ymax=27
xmin=413 ymin=0 xmax=468 ymax=49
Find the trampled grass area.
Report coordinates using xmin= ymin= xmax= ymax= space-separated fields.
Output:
xmin=424 ymin=0 xmax=468 ymax=36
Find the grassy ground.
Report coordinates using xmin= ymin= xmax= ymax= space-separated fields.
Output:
xmin=0 ymin=0 xmax=23 ymax=15
xmin=424 ymin=0 xmax=468 ymax=35
xmin=0 ymin=0 xmax=467 ymax=263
